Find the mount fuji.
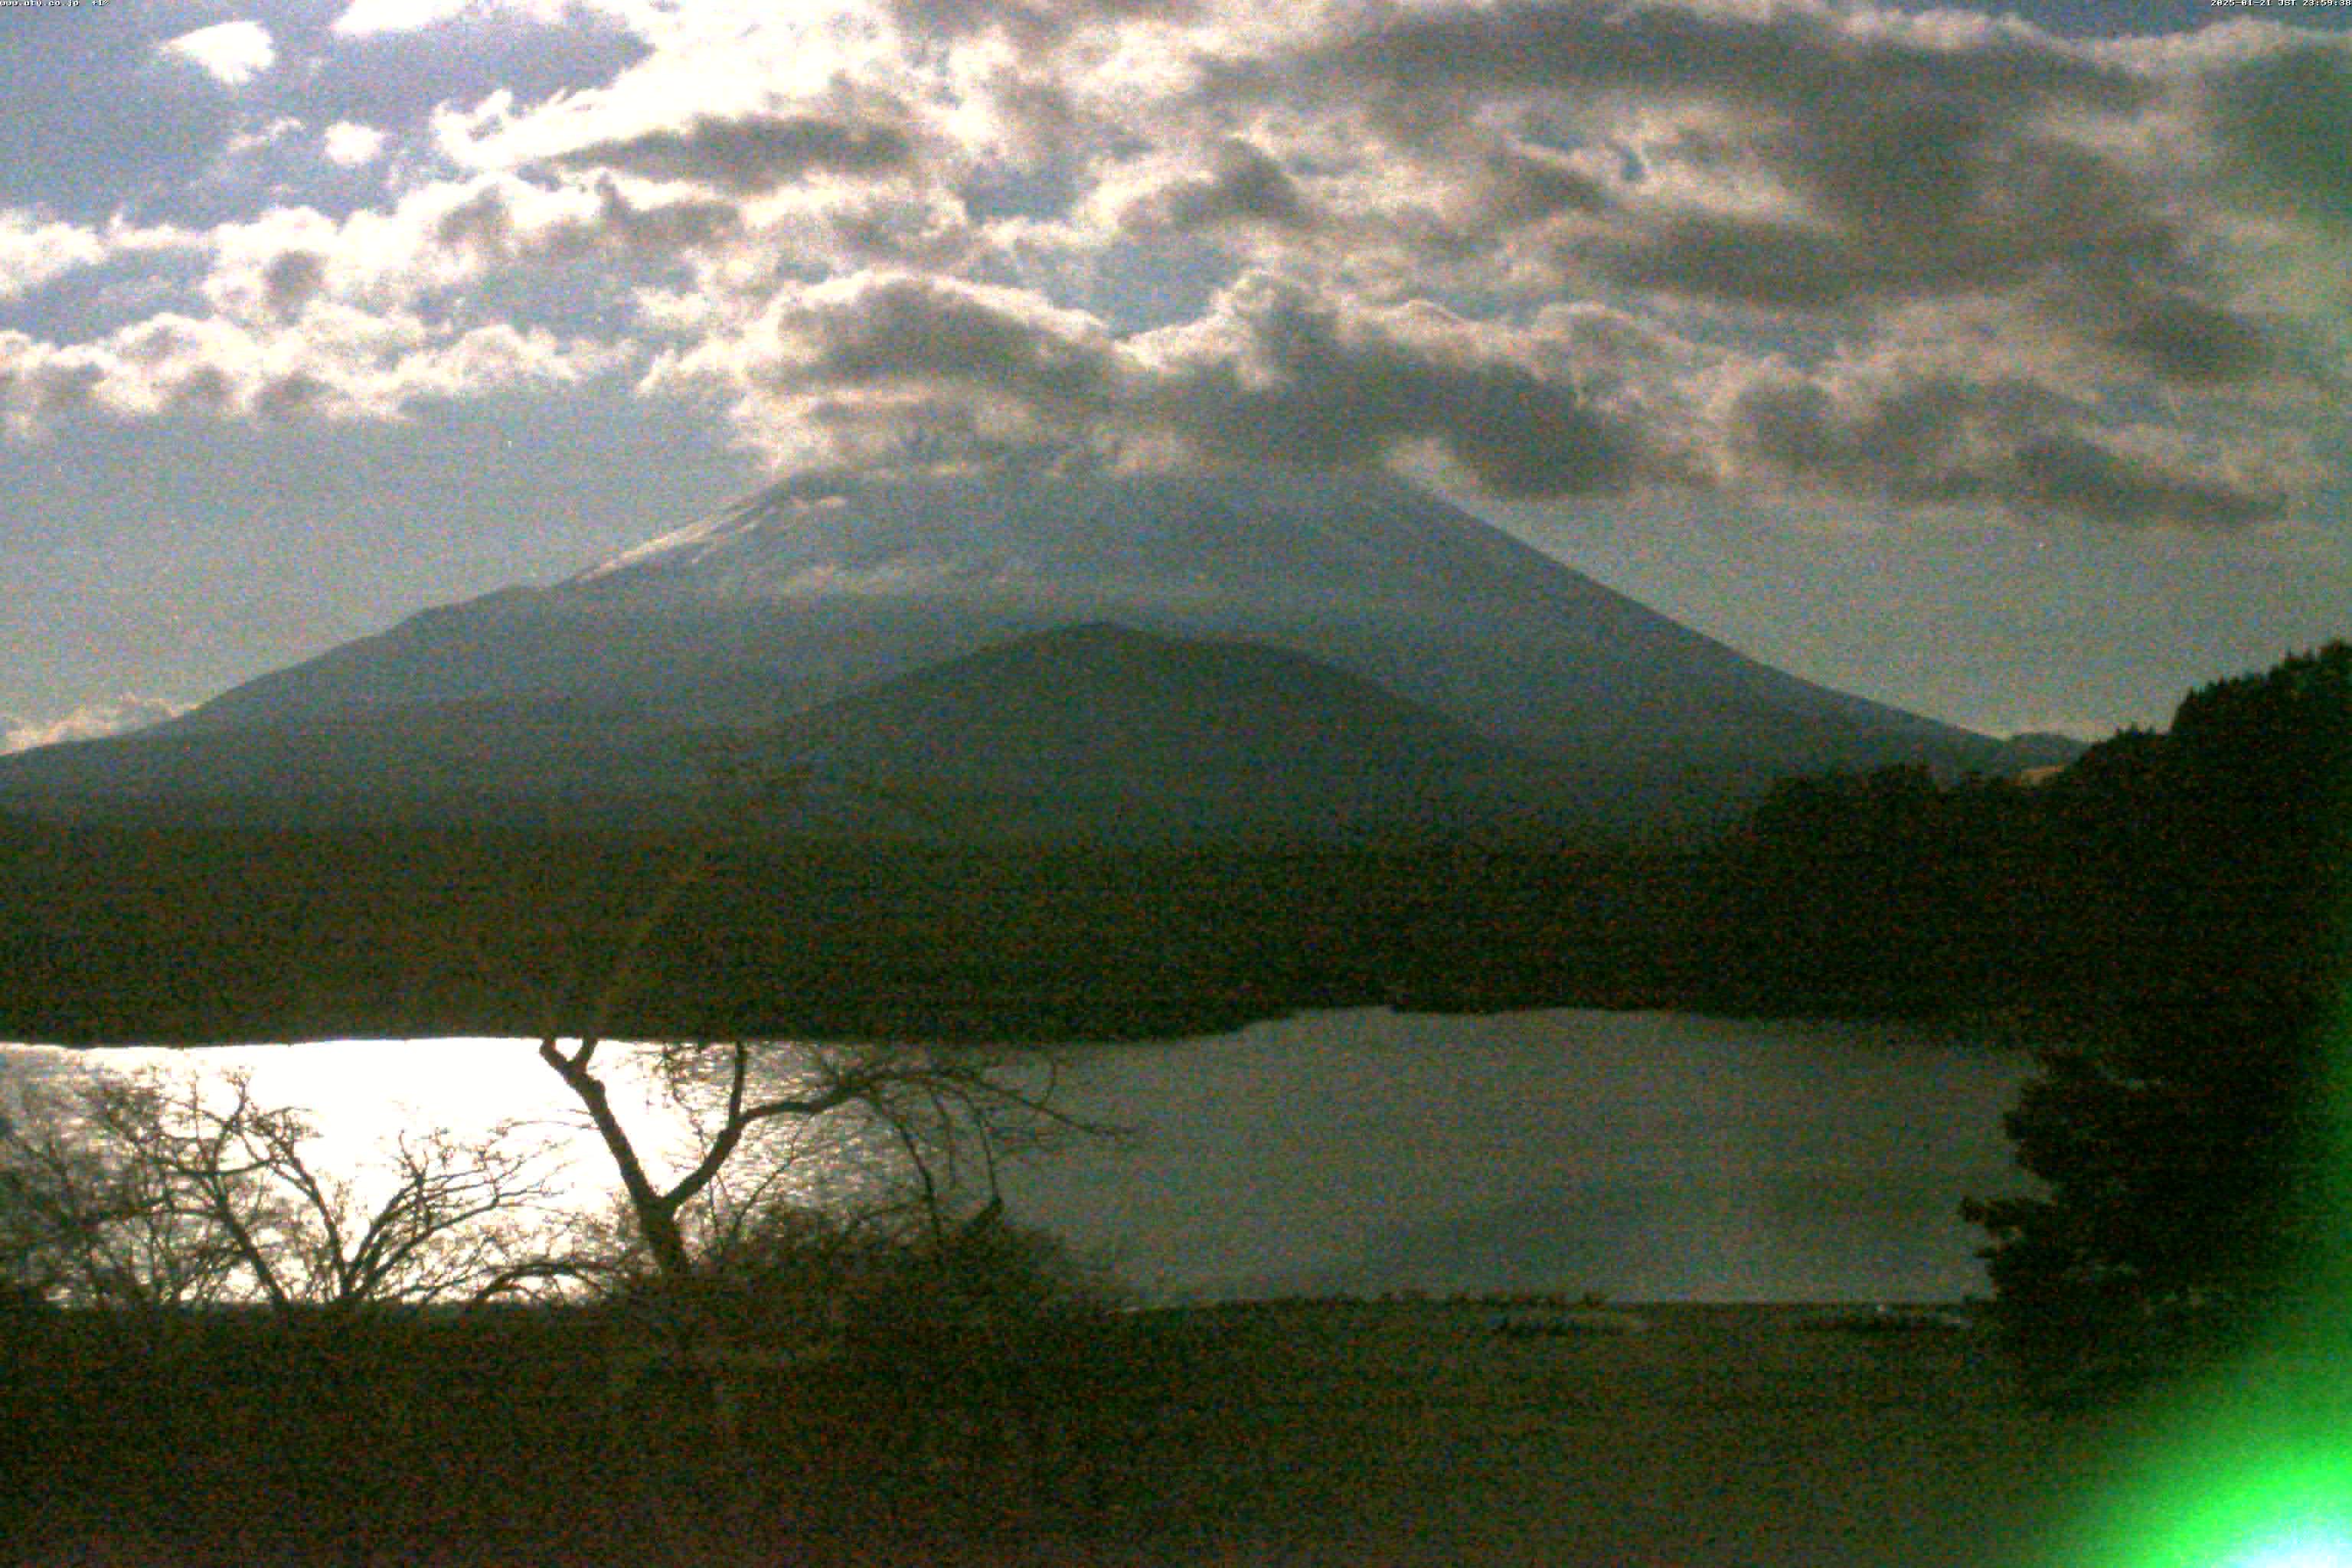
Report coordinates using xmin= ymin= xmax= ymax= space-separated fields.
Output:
xmin=0 ymin=470 xmax=2071 ymax=839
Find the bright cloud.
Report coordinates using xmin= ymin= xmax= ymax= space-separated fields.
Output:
xmin=322 ymin=123 xmax=390 ymax=168
xmin=13 ymin=1 xmax=2352 ymax=534
xmin=158 ymin=21 xmax=278 ymax=89
xmin=2 ymin=697 xmax=191 ymax=755
xmin=0 ymin=214 xmax=106 ymax=302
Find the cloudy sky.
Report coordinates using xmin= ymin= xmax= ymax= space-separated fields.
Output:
xmin=4 ymin=0 xmax=2347 ymax=751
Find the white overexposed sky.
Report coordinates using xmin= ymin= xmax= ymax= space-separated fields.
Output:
xmin=3 ymin=0 xmax=2347 ymax=750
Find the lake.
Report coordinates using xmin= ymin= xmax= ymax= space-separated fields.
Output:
xmin=0 ymin=1007 xmax=2040 ymax=1303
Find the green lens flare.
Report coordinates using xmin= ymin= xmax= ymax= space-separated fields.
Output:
xmin=2228 ymin=1537 xmax=2352 ymax=1568
xmin=2067 ymin=1428 xmax=2352 ymax=1568
xmin=2054 ymin=743 xmax=2352 ymax=1568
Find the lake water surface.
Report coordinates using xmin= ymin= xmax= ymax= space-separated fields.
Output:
xmin=2 ymin=1008 xmax=2040 ymax=1303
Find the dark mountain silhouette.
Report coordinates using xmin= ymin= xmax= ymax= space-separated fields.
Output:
xmin=749 ymin=620 xmax=1589 ymax=841
xmin=0 ymin=469 xmax=2074 ymax=838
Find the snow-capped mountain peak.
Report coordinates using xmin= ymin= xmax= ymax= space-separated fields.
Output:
xmin=45 ymin=466 xmax=2034 ymax=834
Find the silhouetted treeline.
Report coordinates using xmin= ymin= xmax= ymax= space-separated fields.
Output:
xmin=1690 ymin=640 xmax=2348 ymax=1029
xmin=1962 ymin=644 xmax=2346 ymax=1396
xmin=2 ymin=644 xmax=2338 ymax=1047
xmin=0 ymin=814 xmax=1701 ymax=1044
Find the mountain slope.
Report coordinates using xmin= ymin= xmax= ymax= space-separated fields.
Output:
xmin=0 ymin=622 xmax=1585 ymax=841
xmin=565 ymin=468 xmax=1998 ymax=778
xmin=3 ymin=469 xmax=2064 ymax=835
xmin=753 ymin=619 xmax=1579 ymax=840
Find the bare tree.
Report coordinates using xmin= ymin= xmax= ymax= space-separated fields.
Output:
xmin=524 ymin=765 xmax=1128 ymax=1460
xmin=14 ymin=1068 xmax=557 ymax=1316
xmin=534 ymin=769 xmax=1117 ymax=1292
xmin=2 ymin=1079 xmax=244 ymax=1311
xmin=537 ymin=1033 xmax=1104 ymax=1285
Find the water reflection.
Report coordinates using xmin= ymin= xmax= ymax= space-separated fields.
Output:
xmin=0 ymin=1008 xmax=2039 ymax=1303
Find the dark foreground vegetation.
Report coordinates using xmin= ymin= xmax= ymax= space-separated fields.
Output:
xmin=1 ymin=1283 xmax=1239 ymax=1566
xmin=3 ymin=1295 xmax=2145 ymax=1568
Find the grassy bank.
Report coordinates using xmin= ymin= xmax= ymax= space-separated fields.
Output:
xmin=4 ymin=1297 xmax=2150 ymax=1566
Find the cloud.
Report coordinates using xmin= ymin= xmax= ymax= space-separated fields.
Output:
xmin=1274 ymin=2 xmax=2193 ymax=332
xmin=1591 ymin=117 xmax=2185 ymax=317
xmin=1720 ymin=364 xmax=2296 ymax=529
xmin=2 ymin=697 xmax=191 ymax=755
xmin=652 ymin=266 xmax=1654 ymax=497
xmin=260 ymin=250 xmax=332 ymax=320
xmin=2009 ymin=432 xmax=2287 ymax=531
xmin=181 ymin=172 xmax=743 ymax=332
xmin=1128 ymin=276 xmax=1645 ymax=496
xmin=1114 ymin=138 xmax=1315 ymax=234
xmin=159 ymin=21 xmax=278 ymax=89
xmin=1 ymin=302 xmax=628 ymax=431
xmin=1305 ymin=0 xmax=2152 ymax=120
xmin=2205 ymin=39 xmax=2352 ymax=227
xmin=322 ymin=122 xmax=390 ymax=168
xmin=8 ymin=0 xmax=2349 ymax=537
xmin=646 ymin=269 xmax=1122 ymax=469
xmin=2086 ymin=289 xmax=2278 ymax=386
xmin=0 ymin=214 xmax=106 ymax=302
xmin=886 ymin=0 xmax=1207 ymax=49
xmin=783 ymin=271 xmax=1119 ymax=403
xmin=429 ymin=175 xmax=748 ymax=266
xmin=552 ymin=109 xmax=916 ymax=192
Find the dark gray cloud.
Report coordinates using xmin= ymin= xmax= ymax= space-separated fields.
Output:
xmin=2207 ymin=41 xmax=2352 ymax=227
xmin=1598 ymin=214 xmax=1865 ymax=311
xmin=1142 ymin=283 xmax=1640 ymax=497
xmin=1315 ymin=1 xmax=2151 ymax=120
xmin=1129 ymin=139 xmax=1315 ymax=234
xmin=1474 ymin=146 xmax=1610 ymax=224
xmin=1279 ymin=1 xmax=2253 ymax=393
xmin=260 ymin=249 xmax=328 ymax=318
xmin=252 ymin=370 xmax=332 ymax=421
xmin=1791 ymin=93 xmax=1993 ymax=234
xmin=429 ymin=178 xmax=740 ymax=266
xmin=167 ymin=363 xmax=238 ymax=415
xmin=5 ymin=0 xmax=2332 ymax=541
xmin=822 ymin=192 xmax=978 ymax=269
xmin=1770 ymin=100 xmax=2171 ymax=286
xmin=887 ymin=0 xmax=1202 ymax=48
xmin=1733 ymin=374 xmax=1998 ymax=505
xmin=1596 ymin=106 xmax=2184 ymax=315
xmin=710 ymin=273 xmax=1646 ymax=498
xmin=553 ymin=111 xmax=914 ymax=194
xmin=547 ymin=178 xmax=743 ymax=258
xmin=433 ymin=186 xmax=515 ymax=256
xmin=760 ymin=273 xmax=1122 ymax=422
xmin=22 ymin=358 xmax=104 ymax=419
xmin=1730 ymin=371 xmax=2290 ymax=529
xmin=2094 ymin=290 xmax=2276 ymax=386
xmin=2011 ymin=434 xmax=2285 ymax=531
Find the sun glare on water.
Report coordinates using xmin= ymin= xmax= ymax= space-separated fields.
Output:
xmin=5 ymin=1037 xmax=708 ymax=1217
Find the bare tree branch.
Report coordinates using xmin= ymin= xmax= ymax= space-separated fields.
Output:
xmin=13 ymin=1068 xmax=560 ymax=1315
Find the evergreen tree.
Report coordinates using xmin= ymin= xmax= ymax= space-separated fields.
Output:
xmin=1965 ymin=643 xmax=2351 ymax=1399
